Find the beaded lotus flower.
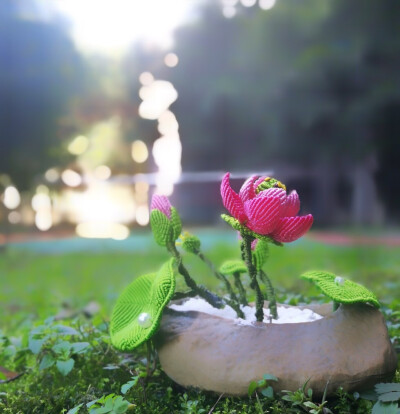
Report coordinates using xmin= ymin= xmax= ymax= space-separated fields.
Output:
xmin=221 ymin=173 xmax=313 ymax=243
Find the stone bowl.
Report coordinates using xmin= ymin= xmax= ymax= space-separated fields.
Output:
xmin=154 ymin=302 xmax=398 ymax=396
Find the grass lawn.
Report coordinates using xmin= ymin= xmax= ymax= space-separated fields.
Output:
xmin=1 ymin=231 xmax=399 ymax=413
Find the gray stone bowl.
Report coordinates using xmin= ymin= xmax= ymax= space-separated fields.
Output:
xmin=154 ymin=302 xmax=398 ymax=396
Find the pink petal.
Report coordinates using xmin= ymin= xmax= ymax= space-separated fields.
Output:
xmin=257 ymin=187 xmax=287 ymax=205
xmin=151 ymin=195 xmax=172 ymax=219
xmin=283 ymin=190 xmax=300 ymax=217
xmin=244 ymin=196 xmax=282 ymax=235
xmin=271 ymin=214 xmax=313 ymax=243
xmin=239 ymin=175 xmax=258 ymax=203
xmin=220 ymin=173 xmax=246 ymax=223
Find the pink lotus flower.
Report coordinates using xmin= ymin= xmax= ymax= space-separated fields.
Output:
xmin=221 ymin=173 xmax=313 ymax=243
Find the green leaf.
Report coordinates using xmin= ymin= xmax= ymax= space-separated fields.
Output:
xmin=376 ymin=384 xmax=400 ymax=395
xmin=70 ymin=342 xmax=90 ymax=354
xmin=248 ymin=381 xmax=258 ymax=397
xmin=67 ymin=403 xmax=83 ymax=414
xmin=263 ymin=373 xmax=278 ymax=382
xmin=53 ymin=325 xmax=79 ymax=335
xmin=121 ymin=376 xmax=139 ymax=394
xmin=300 ymin=271 xmax=380 ymax=307
xmin=359 ymin=389 xmax=379 ymax=401
xmin=303 ymin=401 xmax=318 ymax=408
xmin=110 ymin=259 xmax=176 ymax=351
xmin=150 ymin=209 xmax=173 ymax=246
xmin=113 ymin=396 xmax=130 ymax=414
xmin=28 ymin=338 xmax=46 ymax=354
xmin=372 ymin=401 xmax=400 ymax=414
xmin=39 ymin=354 xmax=55 ymax=370
xmin=379 ymin=393 xmax=400 ymax=403
xmin=170 ymin=207 xmax=182 ymax=241
xmin=219 ymin=260 xmax=247 ymax=275
xmin=52 ymin=341 xmax=72 ymax=356
xmin=56 ymin=358 xmax=75 ymax=376
xmin=261 ymin=386 xmax=274 ymax=398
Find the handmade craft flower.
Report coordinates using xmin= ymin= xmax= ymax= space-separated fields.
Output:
xmin=150 ymin=195 xmax=182 ymax=246
xmin=221 ymin=173 xmax=313 ymax=243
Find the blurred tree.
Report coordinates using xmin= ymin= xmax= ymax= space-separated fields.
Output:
xmin=157 ymin=0 xmax=400 ymax=223
xmin=0 ymin=2 xmax=86 ymax=190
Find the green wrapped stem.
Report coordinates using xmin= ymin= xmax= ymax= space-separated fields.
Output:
xmin=241 ymin=234 xmax=264 ymax=322
xmin=196 ymin=251 xmax=243 ymax=317
xmin=259 ymin=270 xmax=278 ymax=319
xmin=167 ymin=242 xmax=224 ymax=309
xmin=233 ymin=272 xmax=248 ymax=306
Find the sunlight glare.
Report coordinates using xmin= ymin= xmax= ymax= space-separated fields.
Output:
xmin=68 ymin=135 xmax=89 ymax=155
xmin=54 ymin=0 xmax=196 ymax=52
xmin=76 ymin=222 xmax=130 ymax=240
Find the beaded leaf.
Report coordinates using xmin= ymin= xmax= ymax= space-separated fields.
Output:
xmin=110 ymin=259 xmax=176 ymax=351
xmin=301 ymin=271 xmax=380 ymax=308
xmin=150 ymin=209 xmax=174 ymax=246
xmin=219 ymin=260 xmax=247 ymax=275
xmin=170 ymin=207 xmax=182 ymax=241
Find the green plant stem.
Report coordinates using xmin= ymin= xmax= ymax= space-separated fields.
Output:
xmin=167 ymin=242 xmax=224 ymax=308
xmin=233 ymin=272 xmax=248 ymax=306
xmin=259 ymin=270 xmax=278 ymax=319
xmin=195 ymin=250 xmax=244 ymax=318
xmin=241 ymin=234 xmax=264 ymax=322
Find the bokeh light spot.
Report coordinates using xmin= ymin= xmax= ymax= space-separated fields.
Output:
xmin=259 ymin=0 xmax=276 ymax=10
xmin=139 ymin=71 xmax=154 ymax=86
xmin=3 ymin=186 xmax=21 ymax=210
xmin=131 ymin=140 xmax=149 ymax=164
xmin=164 ymin=53 xmax=179 ymax=67
xmin=61 ymin=170 xmax=82 ymax=187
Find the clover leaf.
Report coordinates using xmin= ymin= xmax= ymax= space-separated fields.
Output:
xmin=110 ymin=259 xmax=176 ymax=351
xmin=301 ymin=271 xmax=380 ymax=308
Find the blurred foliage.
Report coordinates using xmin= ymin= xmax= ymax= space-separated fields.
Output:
xmin=156 ymin=0 xmax=399 ymax=217
xmin=0 ymin=2 xmax=87 ymax=190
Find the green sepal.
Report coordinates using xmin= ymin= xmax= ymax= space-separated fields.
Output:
xmin=219 ymin=260 xmax=247 ymax=275
xmin=110 ymin=259 xmax=176 ymax=351
xmin=170 ymin=207 xmax=182 ymax=241
xmin=150 ymin=209 xmax=173 ymax=246
xmin=181 ymin=234 xmax=201 ymax=254
xmin=220 ymin=214 xmax=283 ymax=246
xmin=252 ymin=240 xmax=270 ymax=271
xmin=301 ymin=271 xmax=380 ymax=308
